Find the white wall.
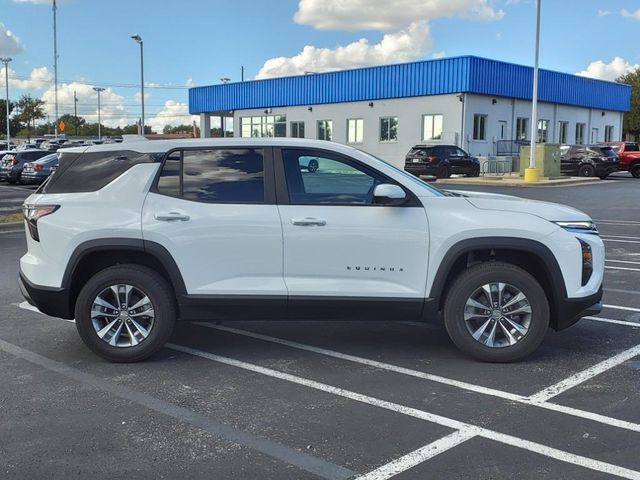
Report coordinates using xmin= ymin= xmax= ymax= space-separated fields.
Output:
xmin=226 ymin=93 xmax=624 ymax=167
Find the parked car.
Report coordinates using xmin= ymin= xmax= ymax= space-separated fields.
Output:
xmin=20 ymin=153 xmax=59 ymax=185
xmin=0 ymin=149 xmax=52 ymax=184
xmin=405 ymin=145 xmax=480 ymax=178
xmin=16 ymin=143 xmax=39 ymax=151
xmin=0 ymin=141 xmax=16 ymax=151
xmin=600 ymin=142 xmax=640 ymax=178
xmin=559 ymin=145 xmax=619 ymax=179
xmin=20 ymin=138 xmax=603 ymax=363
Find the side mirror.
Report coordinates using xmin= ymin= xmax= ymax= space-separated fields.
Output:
xmin=373 ymin=184 xmax=407 ymax=206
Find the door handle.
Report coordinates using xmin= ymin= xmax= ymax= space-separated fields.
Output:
xmin=155 ymin=212 xmax=190 ymax=222
xmin=291 ymin=217 xmax=326 ymax=227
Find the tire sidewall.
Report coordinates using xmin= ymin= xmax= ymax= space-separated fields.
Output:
xmin=443 ymin=263 xmax=549 ymax=362
xmin=75 ymin=266 xmax=176 ymax=362
xmin=578 ymin=164 xmax=594 ymax=177
xmin=631 ymin=164 xmax=640 ymax=178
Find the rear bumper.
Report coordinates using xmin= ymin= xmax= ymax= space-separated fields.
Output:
xmin=404 ymin=164 xmax=439 ymax=176
xmin=554 ymin=285 xmax=603 ymax=330
xmin=20 ymin=173 xmax=47 ymax=184
xmin=19 ymin=271 xmax=73 ymax=319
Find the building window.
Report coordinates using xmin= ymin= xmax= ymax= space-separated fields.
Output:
xmin=557 ymin=121 xmax=568 ymax=144
xmin=575 ymin=123 xmax=585 ymax=144
xmin=473 ymin=114 xmax=486 ymax=141
xmin=317 ymin=120 xmax=333 ymax=141
xmin=498 ymin=120 xmax=507 ymax=140
xmin=347 ymin=118 xmax=364 ymax=144
xmin=422 ymin=114 xmax=443 ymax=141
xmin=379 ymin=116 xmax=398 ymax=142
xmin=291 ymin=121 xmax=305 ymax=138
xmin=604 ymin=125 xmax=614 ymax=142
xmin=537 ymin=119 xmax=549 ymax=143
xmin=240 ymin=115 xmax=286 ymax=138
xmin=591 ymin=128 xmax=599 ymax=144
xmin=516 ymin=118 xmax=528 ymax=141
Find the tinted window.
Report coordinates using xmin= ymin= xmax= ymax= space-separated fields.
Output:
xmin=626 ymin=143 xmax=639 ymax=152
xmin=182 ymin=149 xmax=264 ymax=203
xmin=157 ymin=152 xmax=181 ymax=197
xmin=43 ymin=150 xmax=155 ymax=194
xmin=283 ymin=149 xmax=388 ymax=205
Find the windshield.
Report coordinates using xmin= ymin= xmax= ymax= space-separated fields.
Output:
xmin=356 ymin=148 xmax=445 ymax=197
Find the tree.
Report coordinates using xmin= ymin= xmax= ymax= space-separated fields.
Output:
xmin=16 ymin=94 xmax=46 ymax=141
xmin=0 ymin=100 xmax=23 ymax=139
xmin=617 ymin=69 xmax=640 ymax=140
xmin=163 ymin=124 xmax=192 ymax=134
xmin=59 ymin=113 xmax=85 ymax=136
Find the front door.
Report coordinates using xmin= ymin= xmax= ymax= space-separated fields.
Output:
xmin=275 ymin=148 xmax=430 ymax=319
xmin=142 ymin=147 xmax=286 ymax=319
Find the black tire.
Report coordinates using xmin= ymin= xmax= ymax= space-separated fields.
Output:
xmin=469 ymin=166 xmax=480 ymax=177
xmin=7 ymin=178 xmax=17 ymax=185
xmin=630 ymin=163 xmax=640 ymax=179
xmin=598 ymin=174 xmax=609 ymax=180
xmin=443 ymin=262 xmax=549 ymax=362
xmin=307 ymin=159 xmax=319 ymax=173
xmin=437 ymin=165 xmax=451 ymax=179
xmin=577 ymin=164 xmax=595 ymax=177
xmin=75 ymin=265 xmax=177 ymax=363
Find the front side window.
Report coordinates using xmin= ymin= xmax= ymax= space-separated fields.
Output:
xmin=347 ymin=118 xmax=364 ymax=144
xmin=157 ymin=148 xmax=265 ymax=203
xmin=379 ymin=116 xmax=398 ymax=142
xmin=317 ymin=120 xmax=333 ymax=141
xmin=516 ymin=117 xmax=528 ymax=141
xmin=282 ymin=149 xmax=389 ymax=205
xmin=473 ymin=114 xmax=486 ymax=141
xmin=575 ymin=123 xmax=585 ymax=144
xmin=557 ymin=121 xmax=568 ymax=144
xmin=291 ymin=121 xmax=305 ymax=138
xmin=537 ymin=119 xmax=549 ymax=143
xmin=423 ymin=114 xmax=443 ymax=141
xmin=240 ymin=116 xmax=286 ymax=138
xmin=604 ymin=125 xmax=614 ymax=142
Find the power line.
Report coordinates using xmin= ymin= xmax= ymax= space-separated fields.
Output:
xmin=6 ymin=75 xmax=191 ymax=90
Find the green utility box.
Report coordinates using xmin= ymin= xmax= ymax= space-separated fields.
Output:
xmin=520 ymin=144 xmax=561 ymax=178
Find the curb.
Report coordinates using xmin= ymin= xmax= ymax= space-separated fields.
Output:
xmin=435 ymin=177 xmax=602 ymax=188
xmin=0 ymin=222 xmax=23 ymax=233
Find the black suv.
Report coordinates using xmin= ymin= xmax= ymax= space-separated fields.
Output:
xmin=0 ymin=150 xmax=51 ymax=184
xmin=405 ymin=145 xmax=480 ymax=178
xmin=559 ymin=145 xmax=619 ymax=179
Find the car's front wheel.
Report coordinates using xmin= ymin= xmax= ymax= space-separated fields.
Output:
xmin=443 ymin=262 xmax=549 ymax=362
xmin=630 ymin=163 xmax=640 ymax=179
xmin=578 ymin=164 xmax=595 ymax=177
xmin=75 ymin=265 xmax=176 ymax=362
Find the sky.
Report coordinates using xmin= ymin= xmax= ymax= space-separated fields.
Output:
xmin=0 ymin=0 xmax=639 ymax=132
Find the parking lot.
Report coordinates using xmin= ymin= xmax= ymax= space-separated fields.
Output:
xmin=0 ymin=174 xmax=639 ymax=480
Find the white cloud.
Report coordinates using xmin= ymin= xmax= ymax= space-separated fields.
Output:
xmin=432 ymin=51 xmax=446 ymax=59
xmin=147 ymin=100 xmax=198 ymax=133
xmin=257 ymin=21 xmax=430 ymax=78
xmin=576 ymin=57 xmax=639 ymax=81
xmin=1 ymin=66 xmax=53 ymax=90
xmin=0 ymin=23 xmax=24 ymax=56
xmin=597 ymin=9 xmax=611 ymax=16
xmin=185 ymin=77 xmax=195 ymax=88
xmin=294 ymin=0 xmax=504 ymax=31
xmin=621 ymin=8 xmax=640 ymax=19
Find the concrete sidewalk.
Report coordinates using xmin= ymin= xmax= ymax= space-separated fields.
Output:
xmin=434 ymin=175 xmax=602 ymax=187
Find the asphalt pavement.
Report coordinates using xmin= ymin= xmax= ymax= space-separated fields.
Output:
xmin=0 ymin=173 xmax=639 ymax=479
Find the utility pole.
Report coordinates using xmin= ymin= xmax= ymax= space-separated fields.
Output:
xmin=93 ymin=87 xmax=105 ymax=141
xmin=241 ymin=65 xmax=244 ymax=82
xmin=525 ymin=0 xmax=542 ymax=183
xmin=131 ymin=34 xmax=145 ymax=136
xmin=74 ymin=90 xmax=78 ymax=136
xmin=1 ymin=57 xmax=11 ymax=148
xmin=53 ymin=0 xmax=59 ymax=137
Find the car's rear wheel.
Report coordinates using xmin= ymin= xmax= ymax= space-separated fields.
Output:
xmin=578 ymin=164 xmax=595 ymax=177
xmin=443 ymin=262 xmax=549 ymax=362
xmin=437 ymin=165 xmax=451 ymax=178
xmin=75 ymin=265 xmax=176 ymax=362
xmin=630 ymin=163 xmax=640 ymax=179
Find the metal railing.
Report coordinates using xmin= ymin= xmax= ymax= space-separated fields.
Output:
xmin=495 ymin=140 xmax=530 ymax=156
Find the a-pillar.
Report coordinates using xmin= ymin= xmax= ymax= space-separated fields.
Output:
xmin=199 ymin=113 xmax=211 ymax=138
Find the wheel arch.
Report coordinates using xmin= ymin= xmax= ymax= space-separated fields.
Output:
xmin=428 ymin=237 xmax=567 ymax=329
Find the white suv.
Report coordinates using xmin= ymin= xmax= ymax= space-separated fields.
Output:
xmin=19 ymin=138 xmax=604 ymax=362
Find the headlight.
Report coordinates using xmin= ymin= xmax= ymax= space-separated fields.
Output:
xmin=553 ymin=221 xmax=598 ymax=234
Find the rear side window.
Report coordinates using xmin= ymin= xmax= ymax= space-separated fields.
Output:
xmin=156 ymin=148 xmax=265 ymax=203
xmin=625 ymin=143 xmax=639 ymax=152
xmin=43 ymin=150 xmax=156 ymax=194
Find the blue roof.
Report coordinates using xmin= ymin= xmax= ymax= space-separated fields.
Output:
xmin=189 ymin=56 xmax=631 ymax=114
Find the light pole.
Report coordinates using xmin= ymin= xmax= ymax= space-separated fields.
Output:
xmin=93 ymin=87 xmax=105 ymax=141
xmin=131 ymin=34 xmax=145 ymax=136
xmin=525 ymin=0 xmax=542 ymax=183
xmin=53 ymin=0 xmax=59 ymax=137
xmin=1 ymin=57 xmax=11 ymax=148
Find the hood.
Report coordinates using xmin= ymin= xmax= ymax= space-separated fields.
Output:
xmin=446 ymin=190 xmax=591 ymax=222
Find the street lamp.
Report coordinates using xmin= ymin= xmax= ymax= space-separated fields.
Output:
xmin=220 ymin=77 xmax=230 ymax=84
xmin=131 ymin=34 xmax=145 ymax=136
xmin=0 ymin=57 xmax=11 ymax=149
xmin=93 ymin=87 xmax=105 ymax=141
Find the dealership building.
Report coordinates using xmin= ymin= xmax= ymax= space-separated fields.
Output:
xmin=189 ymin=56 xmax=631 ymax=167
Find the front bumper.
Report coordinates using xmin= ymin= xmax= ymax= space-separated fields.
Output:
xmin=554 ymin=284 xmax=603 ymax=330
xmin=19 ymin=271 xmax=73 ymax=319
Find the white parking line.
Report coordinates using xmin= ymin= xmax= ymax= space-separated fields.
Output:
xmin=594 ymin=219 xmax=640 ymax=226
xmin=585 ymin=316 xmax=640 ymax=328
xmin=168 ymin=342 xmax=640 ymax=480
xmin=607 ymin=260 xmax=640 ymax=265
xmin=605 ymin=266 xmax=640 ymax=272
xmin=353 ymin=430 xmax=476 ymax=480
xmin=602 ymin=235 xmax=640 ymax=240
xmin=602 ymin=238 xmax=640 ymax=244
xmin=529 ymin=343 xmax=640 ymax=403
xmin=604 ymin=304 xmax=640 ymax=313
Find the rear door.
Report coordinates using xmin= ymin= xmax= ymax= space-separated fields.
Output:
xmin=142 ymin=147 xmax=286 ymax=319
xmin=275 ymin=147 xmax=429 ymax=319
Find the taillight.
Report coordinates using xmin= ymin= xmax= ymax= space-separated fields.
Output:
xmin=22 ymin=205 xmax=59 ymax=242
xmin=428 ymin=156 xmax=438 ymax=163
xmin=33 ymin=164 xmax=43 ymax=171
xmin=9 ymin=156 xmax=17 ymax=166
